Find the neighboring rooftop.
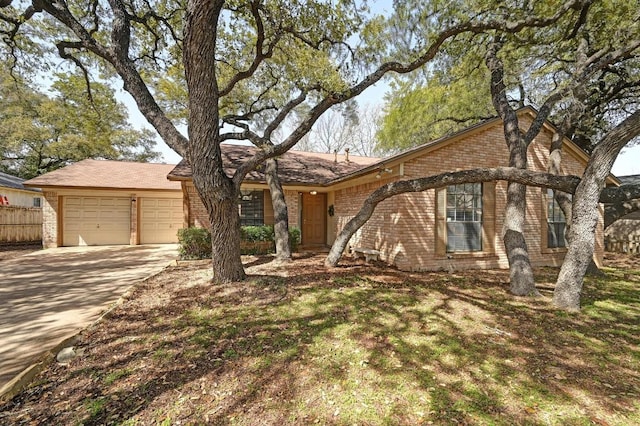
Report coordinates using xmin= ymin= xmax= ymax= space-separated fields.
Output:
xmin=168 ymin=144 xmax=379 ymax=185
xmin=23 ymin=159 xmax=181 ymax=191
xmin=0 ymin=172 xmax=41 ymax=193
xmin=618 ymin=174 xmax=640 ymax=186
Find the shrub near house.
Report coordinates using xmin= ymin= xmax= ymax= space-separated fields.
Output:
xmin=178 ymin=226 xmax=301 ymax=259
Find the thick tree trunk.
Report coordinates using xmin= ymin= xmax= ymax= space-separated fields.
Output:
xmin=548 ymin=122 xmax=602 ymax=277
xmin=486 ymin=41 xmax=537 ymax=296
xmin=204 ymin=187 xmax=246 ymax=283
xmin=502 ymin=134 xmax=537 ymax=296
xmin=503 ymin=181 xmax=537 ymax=296
xmin=553 ymin=110 xmax=640 ymax=310
xmin=552 ymin=174 xmax=602 ymax=310
xmin=265 ymin=158 xmax=291 ymax=261
xmin=183 ymin=0 xmax=245 ymax=282
xmin=190 ymin=164 xmax=246 ymax=282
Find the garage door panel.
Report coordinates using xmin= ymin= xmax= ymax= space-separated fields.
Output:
xmin=140 ymin=197 xmax=183 ymax=244
xmin=155 ymin=211 xmax=173 ymax=220
xmin=63 ymin=196 xmax=130 ymax=246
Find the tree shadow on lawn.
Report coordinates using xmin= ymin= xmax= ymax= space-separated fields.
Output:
xmin=3 ymin=258 xmax=639 ymax=425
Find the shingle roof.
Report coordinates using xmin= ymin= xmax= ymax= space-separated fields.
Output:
xmin=0 ymin=172 xmax=40 ymax=193
xmin=23 ymin=159 xmax=181 ymax=191
xmin=168 ymin=144 xmax=379 ymax=185
xmin=619 ymin=174 xmax=640 ymax=186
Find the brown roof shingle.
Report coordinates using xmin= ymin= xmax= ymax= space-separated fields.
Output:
xmin=23 ymin=159 xmax=181 ymax=191
xmin=168 ymin=144 xmax=379 ymax=185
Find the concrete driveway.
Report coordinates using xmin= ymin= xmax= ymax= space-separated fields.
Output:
xmin=0 ymin=244 xmax=178 ymax=391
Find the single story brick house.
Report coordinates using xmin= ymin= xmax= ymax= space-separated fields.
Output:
xmin=24 ymin=107 xmax=617 ymax=271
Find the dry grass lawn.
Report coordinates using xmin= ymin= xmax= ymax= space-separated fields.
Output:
xmin=1 ymin=252 xmax=639 ymax=425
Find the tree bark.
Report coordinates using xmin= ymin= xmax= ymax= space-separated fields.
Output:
xmin=485 ymin=40 xmax=537 ymax=296
xmin=503 ymin=176 xmax=537 ymax=296
xmin=203 ymin=185 xmax=246 ymax=283
xmin=183 ymin=0 xmax=245 ymax=282
xmin=553 ymin=173 xmax=604 ymax=310
xmin=265 ymin=158 xmax=291 ymax=261
xmin=554 ymin=110 xmax=640 ymax=310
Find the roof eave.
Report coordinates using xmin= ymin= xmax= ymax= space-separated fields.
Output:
xmin=23 ymin=183 xmax=181 ymax=192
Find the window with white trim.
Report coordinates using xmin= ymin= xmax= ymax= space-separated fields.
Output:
xmin=446 ymin=183 xmax=483 ymax=252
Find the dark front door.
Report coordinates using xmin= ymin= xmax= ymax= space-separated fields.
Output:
xmin=302 ymin=192 xmax=326 ymax=246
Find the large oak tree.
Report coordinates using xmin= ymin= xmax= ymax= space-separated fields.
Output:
xmin=0 ymin=0 xmax=606 ymax=283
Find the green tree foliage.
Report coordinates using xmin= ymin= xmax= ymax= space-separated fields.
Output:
xmin=381 ymin=0 xmax=640 ymax=154
xmin=378 ymin=61 xmax=494 ymax=153
xmin=0 ymin=71 xmax=159 ymax=178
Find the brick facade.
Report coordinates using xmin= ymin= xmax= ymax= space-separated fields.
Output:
xmin=333 ymin=120 xmax=604 ymax=271
xmin=176 ymin=116 xmax=604 ymax=272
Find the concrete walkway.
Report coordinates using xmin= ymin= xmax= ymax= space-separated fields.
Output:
xmin=0 ymin=244 xmax=178 ymax=392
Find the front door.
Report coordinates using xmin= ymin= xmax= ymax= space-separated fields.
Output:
xmin=302 ymin=192 xmax=326 ymax=246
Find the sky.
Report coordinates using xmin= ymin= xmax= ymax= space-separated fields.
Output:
xmin=119 ymin=83 xmax=640 ymax=178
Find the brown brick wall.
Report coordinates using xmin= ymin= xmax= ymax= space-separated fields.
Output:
xmin=285 ymin=190 xmax=299 ymax=229
xmin=334 ymin=121 xmax=602 ymax=271
xmin=185 ymin=182 xmax=210 ymax=228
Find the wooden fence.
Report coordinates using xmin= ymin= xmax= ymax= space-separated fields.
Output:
xmin=605 ymin=236 xmax=640 ymax=254
xmin=0 ymin=206 xmax=42 ymax=243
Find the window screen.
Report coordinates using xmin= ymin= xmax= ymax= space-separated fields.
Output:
xmin=547 ymin=189 xmax=567 ymax=248
xmin=446 ymin=183 xmax=482 ymax=252
xmin=238 ymin=190 xmax=264 ymax=226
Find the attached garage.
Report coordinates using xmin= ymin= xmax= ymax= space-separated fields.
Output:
xmin=139 ymin=197 xmax=183 ymax=244
xmin=23 ymin=159 xmax=184 ymax=248
xmin=63 ymin=196 xmax=130 ymax=246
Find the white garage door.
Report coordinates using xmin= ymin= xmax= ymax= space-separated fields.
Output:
xmin=63 ymin=197 xmax=130 ymax=246
xmin=139 ymin=198 xmax=183 ymax=244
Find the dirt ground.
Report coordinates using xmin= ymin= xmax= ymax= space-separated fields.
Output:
xmin=603 ymin=251 xmax=640 ymax=270
xmin=0 ymin=251 xmax=638 ymax=425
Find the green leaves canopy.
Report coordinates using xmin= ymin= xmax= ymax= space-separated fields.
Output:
xmin=0 ymin=71 xmax=159 ymax=179
xmin=379 ymin=0 xmax=640 ymax=153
